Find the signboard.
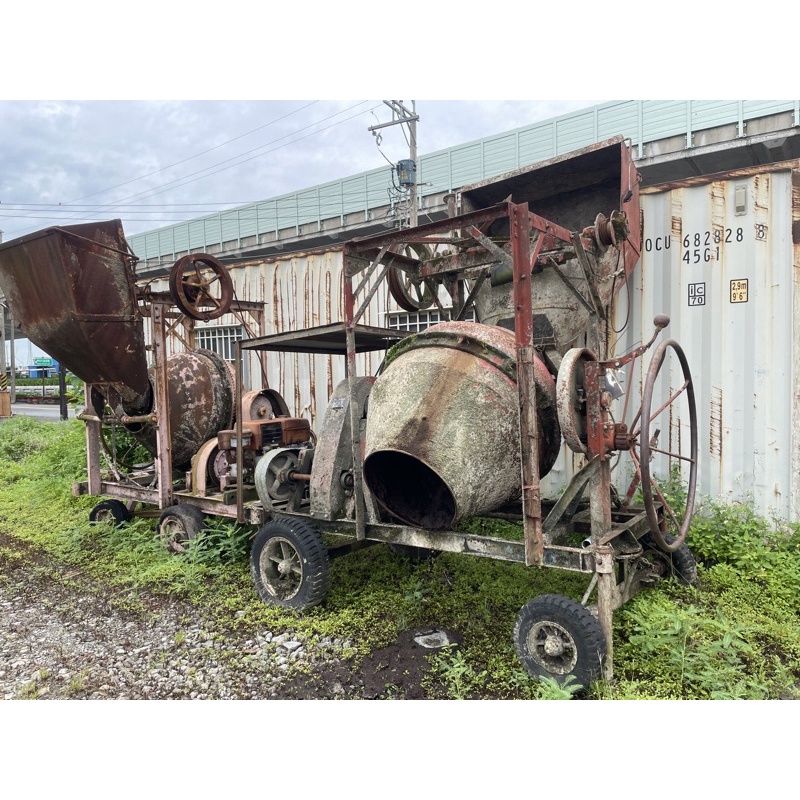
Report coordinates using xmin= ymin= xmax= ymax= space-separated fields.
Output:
xmin=730 ymin=279 xmax=749 ymax=303
xmin=33 ymin=357 xmax=53 ymax=367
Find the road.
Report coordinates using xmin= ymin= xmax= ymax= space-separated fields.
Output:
xmin=4 ymin=403 xmax=77 ymax=422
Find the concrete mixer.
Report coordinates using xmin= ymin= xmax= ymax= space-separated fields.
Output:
xmin=0 ymin=137 xmax=699 ymax=686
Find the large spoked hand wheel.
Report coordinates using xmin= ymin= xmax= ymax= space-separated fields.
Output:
xmin=169 ymin=253 xmax=234 ymax=321
xmin=627 ymin=339 xmax=698 ymax=553
xmin=387 ymin=244 xmax=438 ymax=312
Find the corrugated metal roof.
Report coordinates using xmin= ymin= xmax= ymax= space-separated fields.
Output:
xmin=129 ymin=100 xmax=799 ymax=263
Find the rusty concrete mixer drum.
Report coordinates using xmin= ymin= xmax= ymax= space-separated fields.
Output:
xmin=363 ymin=321 xmax=561 ymax=529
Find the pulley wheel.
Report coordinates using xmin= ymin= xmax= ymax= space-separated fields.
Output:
xmin=255 ymin=447 xmax=302 ymax=509
xmin=556 ymin=348 xmax=597 ymax=455
xmin=386 ymin=243 xmax=438 ymax=312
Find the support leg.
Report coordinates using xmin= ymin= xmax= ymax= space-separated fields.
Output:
xmin=590 ymin=458 xmax=615 ymax=681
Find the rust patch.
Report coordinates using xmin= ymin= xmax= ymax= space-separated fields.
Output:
xmin=0 ymin=220 xmax=149 ymax=408
xmin=709 ymin=386 xmax=723 ymax=460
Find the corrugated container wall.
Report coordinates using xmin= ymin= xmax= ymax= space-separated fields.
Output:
xmin=144 ymin=248 xmax=395 ymax=430
xmin=609 ymin=168 xmax=799 ymax=521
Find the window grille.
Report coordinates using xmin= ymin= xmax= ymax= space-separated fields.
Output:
xmin=386 ymin=308 xmax=475 ymax=332
xmin=194 ymin=325 xmax=243 ymax=362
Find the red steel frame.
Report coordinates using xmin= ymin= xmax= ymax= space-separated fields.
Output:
xmin=341 ymin=200 xmax=618 ymax=673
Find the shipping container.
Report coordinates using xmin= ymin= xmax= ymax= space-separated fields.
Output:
xmin=608 ymin=164 xmax=800 ymax=521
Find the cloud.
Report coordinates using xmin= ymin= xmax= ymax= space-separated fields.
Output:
xmin=0 ymin=99 xmax=598 ymax=239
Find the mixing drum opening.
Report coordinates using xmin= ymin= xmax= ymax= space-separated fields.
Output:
xmin=364 ymin=451 xmax=456 ymax=530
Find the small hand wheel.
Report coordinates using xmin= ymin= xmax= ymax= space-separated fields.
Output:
xmin=169 ymin=253 xmax=234 ymax=321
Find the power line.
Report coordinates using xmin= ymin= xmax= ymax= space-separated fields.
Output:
xmin=103 ymin=102 xmax=377 ymax=207
xmin=61 ymin=100 xmax=321 ymax=206
xmin=3 ymin=101 xmax=378 ymax=237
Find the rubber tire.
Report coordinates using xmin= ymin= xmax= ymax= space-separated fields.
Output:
xmin=89 ymin=499 xmax=131 ymax=527
xmin=514 ymin=594 xmax=606 ymax=688
xmin=642 ymin=532 xmax=698 ymax=586
xmin=157 ymin=505 xmax=206 ymax=554
xmin=250 ymin=516 xmax=330 ymax=611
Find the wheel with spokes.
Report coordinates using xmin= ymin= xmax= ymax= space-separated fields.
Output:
xmin=626 ymin=339 xmax=698 ymax=553
xmin=514 ymin=594 xmax=606 ymax=687
xmin=250 ymin=517 xmax=330 ymax=610
xmin=641 ymin=532 xmax=698 ymax=586
xmin=169 ymin=253 xmax=233 ymax=321
xmin=386 ymin=244 xmax=438 ymax=312
xmin=157 ymin=504 xmax=206 ymax=554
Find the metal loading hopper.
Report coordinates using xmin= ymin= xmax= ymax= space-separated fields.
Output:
xmin=460 ymin=137 xmax=641 ymax=353
xmin=0 ymin=220 xmax=150 ymax=412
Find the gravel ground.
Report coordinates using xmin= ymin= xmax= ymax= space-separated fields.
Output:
xmin=0 ymin=535 xmax=437 ymax=701
xmin=0 ymin=535 xmax=359 ymax=700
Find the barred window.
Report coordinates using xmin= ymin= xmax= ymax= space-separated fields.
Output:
xmin=386 ymin=308 xmax=475 ymax=332
xmin=195 ymin=325 xmax=243 ymax=362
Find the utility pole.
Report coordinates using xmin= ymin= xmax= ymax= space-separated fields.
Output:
xmin=368 ymin=100 xmax=419 ymax=227
xmin=0 ymin=231 xmax=5 ymax=410
xmin=0 ymin=230 xmax=17 ymax=404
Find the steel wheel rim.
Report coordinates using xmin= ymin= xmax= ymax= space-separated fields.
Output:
xmin=634 ymin=339 xmax=698 ymax=551
xmin=160 ymin=515 xmax=189 ymax=553
xmin=169 ymin=254 xmax=233 ymax=321
xmin=259 ymin=536 xmax=303 ymax=601
xmin=526 ymin=620 xmax=578 ymax=676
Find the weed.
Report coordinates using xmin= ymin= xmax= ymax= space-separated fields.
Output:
xmin=16 ymin=681 xmax=40 ymax=700
xmin=67 ymin=670 xmax=88 ymax=696
xmin=535 ymin=675 xmax=583 ymax=700
xmin=427 ymin=645 xmax=487 ymax=699
xmin=182 ymin=517 xmax=252 ymax=565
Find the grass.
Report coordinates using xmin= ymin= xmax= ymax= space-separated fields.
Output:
xmin=1 ymin=416 xmax=799 ymax=699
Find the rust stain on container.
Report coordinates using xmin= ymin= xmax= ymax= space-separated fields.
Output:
xmin=754 ymin=174 xmax=769 ymax=210
xmin=709 ymin=386 xmax=723 ymax=460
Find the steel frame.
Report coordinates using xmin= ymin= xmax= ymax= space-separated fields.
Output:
xmin=72 ymin=201 xmax=663 ymax=682
xmin=333 ymin=199 xmax=649 ymax=678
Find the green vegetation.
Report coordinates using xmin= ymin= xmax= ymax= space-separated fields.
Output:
xmin=1 ymin=416 xmax=798 ymax=699
xmin=14 ymin=377 xmax=62 ymax=387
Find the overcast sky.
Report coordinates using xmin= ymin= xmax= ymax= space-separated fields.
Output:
xmin=1 ymin=3 xmax=785 ymax=245
xmin=0 ymin=99 xmax=597 ymax=241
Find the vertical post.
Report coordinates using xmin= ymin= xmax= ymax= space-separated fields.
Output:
xmin=511 ymin=202 xmax=543 ymax=567
xmin=1 ymin=301 xmax=6 ymax=388
xmin=409 ymin=101 xmax=418 ymax=228
xmin=585 ymin=352 xmax=615 ymax=680
xmin=84 ymin=384 xmax=102 ymax=495
xmin=58 ymin=363 xmax=68 ymax=421
xmin=152 ymin=303 xmax=173 ymax=510
xmin=235 ymin=341 xmax=244 ymax=523
xmin=0 ymin=300 xmax=9 ymax=417
xmin=9 ymin=307 xmax=15 ymax=403
xmin=343 ymin=247 xmax=366 ymax=540
xmin=590 ymin=460 xmax=615 ymax=681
